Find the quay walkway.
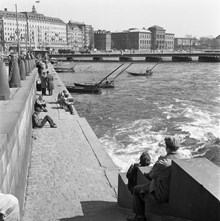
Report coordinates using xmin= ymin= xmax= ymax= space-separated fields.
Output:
xmin=22 ymin=65 xmax=129 ymax=221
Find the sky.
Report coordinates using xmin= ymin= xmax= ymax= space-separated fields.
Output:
xmin=1 ymin=0 xmax=220 ymax=38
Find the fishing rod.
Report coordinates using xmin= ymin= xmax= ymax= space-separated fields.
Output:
xmin=82 ymin=65 xmax=92 ymax=72
xmin=96 ymin=63 xmax=124 ymax=86
xmin=110 ymin=62 xmax=133 ymax=83
xmin=149 ymin=62 xmax=159 ymax=71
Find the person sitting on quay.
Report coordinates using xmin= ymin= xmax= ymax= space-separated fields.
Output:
xmin=127 ymin=136 xmax=188 ymax=221
xmin=32 ymin=110 xmax=57 ymax=128
xmin=126 ymin=151 xmax=151 ymax=195
xmin=57 ymin=90 xmax=74 ymax=115
xmin=34 ymin=95 xmax=47 ymax=112
xmin=57 ymin=90 xmax=66 ymax=109
xmin=0 ymin=192 xmax=20 ymax=221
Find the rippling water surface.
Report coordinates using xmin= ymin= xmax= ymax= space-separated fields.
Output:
xmin=59 ymin=61 xmax=220 ymax=171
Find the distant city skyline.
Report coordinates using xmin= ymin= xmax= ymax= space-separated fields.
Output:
xmin=1 ymin=0 xmax=220 ymax=38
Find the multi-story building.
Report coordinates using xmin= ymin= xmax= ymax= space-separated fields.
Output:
xmin=67 ymin=21 xmax=94 ymax=51
xmin=111 ymin=28 xmax=151 ymax=51
xmin=148 ymin=25 xmax=166 ymax=50
xmin=94 ymin=30 xmax=111 ymax=51
xmin=128 ymin=28 xmax=151 ymax=50
xmin=174 ymin=37 xmax=198 ymax=51
xmin=84 ymin=24 xmax=94 ymax=50
xmin=165 ymin=33 xmax=174 ymax=51
xmin=0 ymin=8 xmax=27 ymax=51
xmin=67 ymin=21 xmax=84 ymax=51
xmin=0 ymin=6 xmax=67 ymax=52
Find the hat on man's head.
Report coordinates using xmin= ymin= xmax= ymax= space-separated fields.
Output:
xmin=139 ymin=150 xmax=151 ymax=166
xmin=165 ymin=136 xmax=180 ymax=151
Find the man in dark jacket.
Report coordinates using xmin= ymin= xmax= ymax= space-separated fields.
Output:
xmin=32 ymin=111 xmax=57 ymax=128
xmin=126 ymin=151 xmax=151 ymax=194
xmin=127 ymin=136 xmax=187 ymax=221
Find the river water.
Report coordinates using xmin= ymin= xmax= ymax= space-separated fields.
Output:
xmin=58 ymin=61 xmax=220 ymax=171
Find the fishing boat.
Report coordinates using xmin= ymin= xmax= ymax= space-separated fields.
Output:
xmin=127 ymin=71 xmax=153 ymax=76
xmin=74 ymin=82 xmax=114 ymax=89
xmin=127 ymin=63 xmax=158 ymax=76
xmin=54 ymin=66 xmax=75 ymax=73
xmin=73 ymin=63 xmax=133 ymax=90
xmin=66 ymin=85 xmax=101 ymax=94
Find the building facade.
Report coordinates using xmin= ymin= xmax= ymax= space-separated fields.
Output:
xmin=111 ymin=28 xmax=151 ymax=51
xmin=94 ymin=30 xmax=111 ymax=51
xmin=0 ymin=8 xmax=27 ymax=51
xmin=0 ymin=6 xmax=67 ymax=52
xmin=148 ymin=25 xmax=166 ymax=50
xmin=84 ymin=24 xmax=94 ymax=50
xmin=165 ymin=33 xmax=174 ymax=51
xmin=67 ymin=21 xmax=94 ymax=51
xmin=174 ymin=37 xmax=198 ymax=51
xmin=67 ymin=21 xmax=84 ymax=51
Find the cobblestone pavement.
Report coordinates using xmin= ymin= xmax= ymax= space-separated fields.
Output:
xmin=22 ymin=65 xmax=129 ymax=221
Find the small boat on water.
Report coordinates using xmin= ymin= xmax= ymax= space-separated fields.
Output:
xmin=54 ymin=67 xmax=75 ymax=73
xmin=127 ymin=71 xmax=153 ymax=76
xmin=73 ymin=63 xmax=133 ymax=90
xmin=66 ymin=85 xmax=101 ymax=94
xmin=127 ymin=63 xmax=158 ymax=76
xmin=74 ymin=82 xmax=114 ymax=89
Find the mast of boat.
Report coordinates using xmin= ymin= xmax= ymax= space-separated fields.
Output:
xmin=96 ymin=63 xmax=124 ymax=86
xmin=110 ymin=62 xmax=133 ymax=83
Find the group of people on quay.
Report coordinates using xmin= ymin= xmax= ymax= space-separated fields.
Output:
xmin=126 ymin=136 xmax=190 ymax=221
xmin=57 ymin=90 xmax=74 ymax=115
xmin=32 ymin=56 xmax=58 ymax=129
xmin=36 ymin=59 xmax=54 ymax=96
xmin=32 ymin=55 xmax=75 ymax=130
xmin=1 ymin=51 xmax=193 ymax=221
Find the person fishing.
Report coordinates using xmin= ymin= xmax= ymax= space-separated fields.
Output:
xmin=146 ymin=68 xmax=151 ymax=74
xmin=146 ymin=63 xmax=159 ymax=75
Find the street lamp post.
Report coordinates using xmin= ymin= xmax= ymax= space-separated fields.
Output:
xmin=15 ymin=4 xmax=20 ymax=55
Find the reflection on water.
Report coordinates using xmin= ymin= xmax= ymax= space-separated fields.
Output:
xmin=59 ymin=62 xmax=220 ymax=171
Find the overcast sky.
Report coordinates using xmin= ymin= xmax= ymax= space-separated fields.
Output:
xmin=1 ymin=0 xmax=220 ymax=38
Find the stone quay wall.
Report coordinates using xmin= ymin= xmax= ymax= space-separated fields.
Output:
xmin=0 ymin=68 xmax=38 ymax=211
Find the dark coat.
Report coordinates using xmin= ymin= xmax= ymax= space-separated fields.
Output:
xmin=46 ymin=74 xmax=54 ymax=90
xmin=147 ymin=151 xmax=186 ymax=202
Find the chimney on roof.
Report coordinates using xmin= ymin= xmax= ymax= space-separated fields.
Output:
xmin=4 ymin=8 xmax=7 ymax=11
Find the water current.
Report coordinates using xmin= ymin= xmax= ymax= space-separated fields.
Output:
xmin=58 ymin=61 xmax=220 ymax=171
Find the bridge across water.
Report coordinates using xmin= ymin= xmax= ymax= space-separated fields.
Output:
xmin=49 ymin=52 xmax=220 ymax=62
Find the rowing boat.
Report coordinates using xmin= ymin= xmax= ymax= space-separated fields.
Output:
xmin=54 ymin=67 xmax=75 ymax=73
xmin=127 ymin=71 xmax=153 ymax=76
xmin=74 ymin=82 xmax=114 ymax=88
xmin=66 ymin=85 xmax=101 ymax=94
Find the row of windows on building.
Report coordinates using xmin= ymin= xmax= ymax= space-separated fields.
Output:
xmin=1 ymin=8 xmax=176 ymax=51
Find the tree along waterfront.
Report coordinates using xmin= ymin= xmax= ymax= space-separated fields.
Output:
xmin=59 ymin=61 xmax=220 ymax=171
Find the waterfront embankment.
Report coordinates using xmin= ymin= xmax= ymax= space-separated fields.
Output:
xmin=0 ymin=63 xmax=37 ymax=214
xmin=22 ymin=64 xmax=128 ymax=220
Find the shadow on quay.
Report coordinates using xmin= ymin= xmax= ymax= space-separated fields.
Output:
xmin=59 ymin=201 xmax=127 ymax=221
